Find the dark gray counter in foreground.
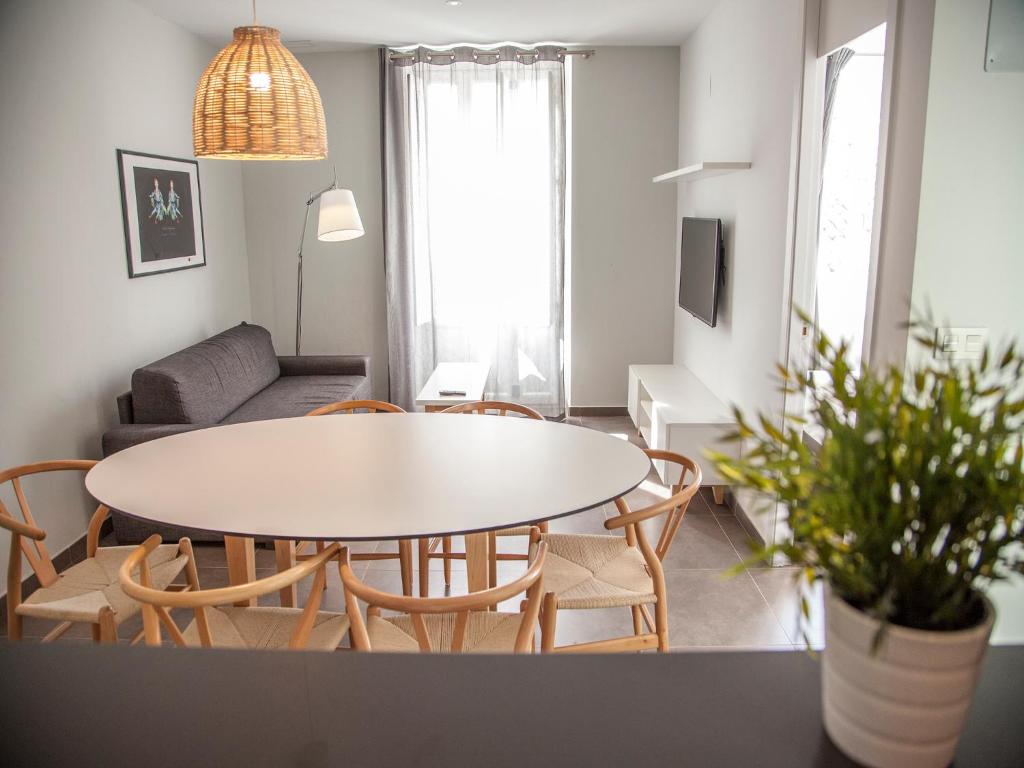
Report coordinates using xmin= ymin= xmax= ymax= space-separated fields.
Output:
xmin=1 ymin=644 xmax=1021 ymax=767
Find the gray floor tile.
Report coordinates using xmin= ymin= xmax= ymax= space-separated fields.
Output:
xmin=699 ymin=486 xmax=729 ymax=511
xmin=749 ymin=566 xmax=825 ymax=649
xmin=688 ymin=490 xmax=715 ymax=515
xmin=361 ymin=539 xmax=416 ymax=570
xmin=618 ymin=472 xmax=715 ymax=515
xmin=365 ymin=537 xmax=464 ymax=572
xmin=546 ymin=605 xmax=638 ymax=649
xmin=188 ymin=541 xmax=296 ymax=570
xmin=716 ymin=512 xmax=765 ymax=563
xmin=643 ymin=512 xmax=742 ymax=571
xmin=662 ymin=570 xmax=792 ymax=648
xmin=581 ymin=415 xmax=636 ymax=434
xmin=581 ymin=416 xmax=646 ymax=448
xmin=10 ymin=615 xmax=95 ymax=640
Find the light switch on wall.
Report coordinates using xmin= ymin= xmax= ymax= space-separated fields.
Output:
xmin=935 ymin=327 xmax=989 ymax=360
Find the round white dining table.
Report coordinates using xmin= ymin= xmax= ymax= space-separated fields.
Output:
xmin=86 ymin=413 xmax=651 ymax=604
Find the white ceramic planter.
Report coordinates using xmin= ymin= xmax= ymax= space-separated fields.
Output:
xmin=822 ymin=592 xmax=994 ymax=768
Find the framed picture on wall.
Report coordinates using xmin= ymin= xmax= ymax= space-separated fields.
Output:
xmin=116 ymin=149 xmax=206 ymax=278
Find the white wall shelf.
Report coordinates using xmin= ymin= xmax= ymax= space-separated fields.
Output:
xmin=652 ymin=161 xmax=751 ymax=184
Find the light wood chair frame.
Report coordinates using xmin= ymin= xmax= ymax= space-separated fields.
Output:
xmin=120 ymin=535 xmax=343 ymax=650
xmin=536 ymin=449 xmax=702 ymax=654
xmin=420 ymin=400 xmax=549 ymax=597
xmin=273 ymin=399 xmax=416 ymax=602
xmin=339 ymin=540 xmax=548 ymax=653
xmin=0 ymin=460 xmax=189 ymax=645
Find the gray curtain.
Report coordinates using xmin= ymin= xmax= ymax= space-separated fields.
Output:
xmin=381 ymin=45 xmax=566 ymax=417
xmin=821 ymin=47 xmax=855 ymax=169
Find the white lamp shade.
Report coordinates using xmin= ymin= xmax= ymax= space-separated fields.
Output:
xmin=317 ymin=188 xmax=364 ymax=242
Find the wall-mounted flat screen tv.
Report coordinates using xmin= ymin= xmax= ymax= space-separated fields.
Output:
xmin=678 ymin=217 xmax=724 ymax=328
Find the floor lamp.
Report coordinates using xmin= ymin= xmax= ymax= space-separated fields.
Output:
xmin=295 ymin=169 xmax=364 ymax=355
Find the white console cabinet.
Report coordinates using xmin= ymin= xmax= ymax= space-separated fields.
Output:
xmin=627 ymin=365 xmax=738 ymax=503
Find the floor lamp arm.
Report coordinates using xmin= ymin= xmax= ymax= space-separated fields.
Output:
xmin=294 ymin=177 xmax=338 ymax=356
xmin=295 ymin=203 xmax=311 ymax=356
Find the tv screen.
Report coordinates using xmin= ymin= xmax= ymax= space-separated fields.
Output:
xmin=678 ymin=217 xmax=723 ymax=327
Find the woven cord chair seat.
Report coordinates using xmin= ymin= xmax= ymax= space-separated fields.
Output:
xmin=17 ymin=545 xmax=187 ymax=624
xmin=181 ymin=607 xmax=349 ymax=651
xmin=531 ymin=533 xmax=656 ymax=610
xmin=494 ymin=525 xmax=535 ymax=537
xmin=366 ymin=611 xmax=525 ymax=653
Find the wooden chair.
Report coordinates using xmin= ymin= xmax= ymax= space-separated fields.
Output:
xmin=420 ymin=400 xmax=548 ymax=596
xmin=1 ymin=460 xmax=189 ymax=644
xmin=120 ymin=536 xmax=349 ymax=650
xmin=339 ymin=539 xmax=548 ymax=653
xmin=274 ymin=399 xmax=416 ymax=599
xmin=305 ymin=399 xmax=405 ymax=417
xmin=531 ymin=449 xmax=701 ymax=653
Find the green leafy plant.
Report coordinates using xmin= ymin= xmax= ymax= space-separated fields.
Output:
xmin=709 ymin=313 xmax=1024 ymax=634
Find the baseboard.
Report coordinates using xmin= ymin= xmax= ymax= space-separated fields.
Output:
xmin=568 ymin=406 xmax=629 ymax=417
xmin=723 ymin=490 xmax=767 ymax=549
xmin=0 ymin=517 xmax=113 ymax=610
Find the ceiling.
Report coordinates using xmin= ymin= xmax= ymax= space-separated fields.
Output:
xmin=131 ymin=0 xmax=720 ymax=52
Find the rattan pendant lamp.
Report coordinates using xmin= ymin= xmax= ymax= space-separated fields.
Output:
xmin=193 ymin=1 xmax=327 ymax=160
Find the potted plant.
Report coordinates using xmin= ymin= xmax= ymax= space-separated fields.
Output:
xmin=708 ymin=317 xmax=1023 ymax=768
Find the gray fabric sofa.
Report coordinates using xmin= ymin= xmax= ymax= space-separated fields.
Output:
xmin=102 ymin=322 xmax=370 ymax=543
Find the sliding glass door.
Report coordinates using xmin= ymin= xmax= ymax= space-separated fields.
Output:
xmin=383 ymin=47 xmax=566 ymax=417
xmin=813 ymin=24 xmax=887 ymax=375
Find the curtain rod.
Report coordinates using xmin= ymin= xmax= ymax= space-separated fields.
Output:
xmin=388 ymin=48 xmax=594 ymax=61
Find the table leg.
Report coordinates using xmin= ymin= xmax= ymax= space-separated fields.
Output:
xmin=224 ymin=535 xmax=256 ymax=607
xmin=712 ymin=487 xmax=726 ymax=506
xmin=465 ymin=532 xmax=490 ymax=594
xmin=273 ymin=539 xmax=297 ymax=608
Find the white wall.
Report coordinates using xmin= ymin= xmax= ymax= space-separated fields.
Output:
xmin=818 ymin=0 xmax=887 ymax=56
xmin=910 ymin=0 xmax=1024 ymax=643
xmin=242 ymin=50 xmax=388 ymax=399
xmin=0 ymin=0 xmax=252 ymax=589
xmin=673 ymin=0 xmax=805 ymax=419
xmin=911 ymin=0 xmax=1024 ymax=355
xmin=570 ymin=46 xmax=680 ymax=407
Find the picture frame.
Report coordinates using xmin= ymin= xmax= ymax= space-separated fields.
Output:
xmin=116 ymin=149 xmax=206 ymax=278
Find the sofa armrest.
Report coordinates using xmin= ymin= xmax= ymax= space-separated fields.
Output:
xmin=277 ymin=355 xmax=370 ymax=378
xmin=102 ymin=424 xmax=206 ymax=456
xmin=116 ymin=392 xmax=135 ymax=424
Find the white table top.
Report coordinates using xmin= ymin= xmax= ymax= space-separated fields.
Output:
xmin=86 ymin=414 xmax=651 ymax=541
xmin=415 ymin=362 xmax=490 ymax=407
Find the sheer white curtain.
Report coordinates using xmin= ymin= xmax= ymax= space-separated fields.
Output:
xmin=383 ymin=46 xmax=566 ymax=417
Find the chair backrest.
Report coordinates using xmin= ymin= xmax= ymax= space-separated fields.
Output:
xmin=119 ymin=535 xmax=341 ymax=649
xmin=604 ymin=449 xmax=702 ymax=562
xmin=339 ymin=541 xmax=548 ymax=653
xmin=0 ymin=461 xmax=109 ymax=592
xmin=440 ymin=400 xmax=545 ymax=420
xmin=306 ymin=399 xmax=405 ymax=417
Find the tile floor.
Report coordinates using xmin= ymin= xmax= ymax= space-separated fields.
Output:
xmin=5 ymin=416 xmax=826 ymax=650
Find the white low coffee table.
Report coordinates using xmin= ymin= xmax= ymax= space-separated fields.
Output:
xmin=415 ymin=362 xmax=490 ymax=412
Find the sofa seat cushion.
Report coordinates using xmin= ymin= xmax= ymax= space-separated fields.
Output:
xmin=220 ymin=375 xmax=371 ymax=424
xmin=131 ymin=323 xmax=280 ymax=425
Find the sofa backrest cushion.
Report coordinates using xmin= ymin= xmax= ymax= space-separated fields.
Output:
xmin=131 ymin=323 xmax=280 ymax=424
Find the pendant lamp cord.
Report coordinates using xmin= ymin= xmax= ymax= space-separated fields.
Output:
xmin=252 ymin=0 xmax=257 ymax=26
